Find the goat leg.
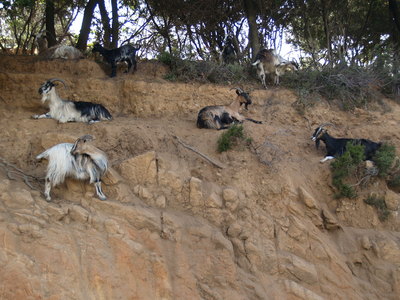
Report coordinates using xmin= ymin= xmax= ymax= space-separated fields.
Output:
xmin=94 ymin=180 xmax=107 ymax=200
xmin=32 ymin=112 xmax=51 ymax=119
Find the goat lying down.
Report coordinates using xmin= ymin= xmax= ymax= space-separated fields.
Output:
xmin=34 ymin=31 xmax=84 ymax=59
xmin=33 ymin=78 xmax=112 ymax=124
xmin=252 ymin=48 xmax=298 ymax=88
xmin=36 ymin=135 xmax=108 ymax=201
xmin=311 ymin=123 xmax=381 ymax=163
xmin=197 ymin=87 xmax=262 ymax=130
xmin=92 ymin=43 xmax=141 ymax=77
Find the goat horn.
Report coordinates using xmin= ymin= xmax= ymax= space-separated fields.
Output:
xmin=48 ymin=78 xmax=68 ymax=89
xmin=318 ymin=122 xmax=335 ymax=129
xmin=231 ymin=87 xmax=244 ymax=93
xmin=78 ymin=134 xmax=94 ymax=142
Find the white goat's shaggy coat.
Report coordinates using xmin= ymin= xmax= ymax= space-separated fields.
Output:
xmin=36 ymin=138 xmax=108 ymax=201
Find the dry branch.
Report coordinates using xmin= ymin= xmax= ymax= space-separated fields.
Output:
xmin=0 ymin=156 xmax=43 ymax=191
xmin=173 ymin=135 xmax=225 ymax=169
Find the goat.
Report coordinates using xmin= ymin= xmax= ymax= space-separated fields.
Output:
xmin=32 ymin=78 xmax=112 ymax=124
xmin=252 ymin=48 xmax=298 ymax=88
xmin=36 ymin=135 xmax=108 ymax=201
xmin=221 ymin=36 xmax=237 ymax=64
xmin=92 ymin=43 xmax=141 ymax=77
xmin=311 ymin=123 xmax=381 ymax=163
xmin=34 ymin=31 xmax=83 ymax=59
xmin=196 ymin=88 xmax=262 ymax=130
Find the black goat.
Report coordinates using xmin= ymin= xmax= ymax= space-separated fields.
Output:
xmin=221 ymin=36 xmax=236 ymax=64
xmin=92 ymin=43 xmax=140 ymax=77
xmin=311 ymin=124 xmax=381 ymax=163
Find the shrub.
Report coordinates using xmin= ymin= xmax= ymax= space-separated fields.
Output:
xmin=373 ymin=143 xmax=396 ymax=177
xmin=330 ymin=142 xmax=365 ymax=198
xmin=364 ymin=195 xmax=390 ymax=221
xmin=157 ymin=52 xmax=255 ymax=85
xmin=284 ymin=64 xmax=385 ymax=111
xmin=217 ymin=124 xmax=251 ymax=152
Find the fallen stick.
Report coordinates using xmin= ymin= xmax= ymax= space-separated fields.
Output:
xmin=173 ymin=135 xmax=225 ymax=169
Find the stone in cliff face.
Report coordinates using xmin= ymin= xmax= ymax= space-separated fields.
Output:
xmin=117 ymin=151 xmax=158 ymax=185
xmin=384 ymin=190 xmax=400 ymax=211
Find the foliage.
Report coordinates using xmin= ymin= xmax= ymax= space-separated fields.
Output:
xmin=330 ymin=142 xmax=365 ymax=198
xmin=364 ymin=195 xmax=390 ymax=221
xmin=217 ymin=124 xmax=251 ymax=153
xmin=373 ymin=144 xmax=396 ymax=177
xmin=157 ymin=51 xmax=254 ymax=84
xmin=285 ymin=64 xmax=385 ymax=111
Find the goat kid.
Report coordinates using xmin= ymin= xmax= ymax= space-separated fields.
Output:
xmin=33 ymin=78 xmax=112 ymax=124
xmin=92 ymin=43 xmax=140 ymax=77
xmin=311 ymin=124 xmax=381 ymax=163
xmin=197 ymin=88 xmax=262 ymax=130
xmin=252 ymin=48 xmax=298 ymax=88
xmin=36 ymin=135 xmax=108 ymax=201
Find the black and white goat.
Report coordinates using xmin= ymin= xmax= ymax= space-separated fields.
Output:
xmin=36 ymin=135 xmax=108 ymax=201
xmin=252 ymin=48 xmax=298 ymax=88
xmin=92 ymin=43 xmax=141 ymax=77
xmin=311 ymin=123 xmax=382 ymax=163
xmin=197 ymin=88 xmax=262 ymax=130
xmin=33 ymin=78 xmax=112 ymax=124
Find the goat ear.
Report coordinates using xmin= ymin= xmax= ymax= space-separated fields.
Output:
xmin=315 ymin=139 xmax=320 ymax=149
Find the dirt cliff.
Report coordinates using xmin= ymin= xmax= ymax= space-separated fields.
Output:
xmin=0 ymin=54 xmax=400 ymax=299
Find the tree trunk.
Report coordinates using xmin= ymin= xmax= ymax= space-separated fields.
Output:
xmin=76 ymin=0 xmax=98 ymax=51
xmin=111 ymin=0 xmax=119 ymax=47
xmin=243 ymin=0 xmax=260 ymax=60
xmin=98 ymin=0 xmax=111 ymax=48
xmin=45 ymin=0 xmax=57 ymax=47
xmin=321 ymin=0 xmax=333 ymax=65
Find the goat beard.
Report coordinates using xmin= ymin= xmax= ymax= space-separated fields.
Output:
xmin=315 ymin=139 xmax=320 ymax=149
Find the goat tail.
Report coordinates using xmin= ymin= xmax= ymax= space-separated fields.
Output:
xmin=245 ymin=118 xmax=262 ymax=124
xmin=36 ymin=149 xmax=51 ymax=160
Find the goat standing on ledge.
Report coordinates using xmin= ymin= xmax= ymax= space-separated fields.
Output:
xmin=33 ymin=78 xmax=112 ymax=124
xmin=92 ymin=43 xmax=140 ymax=77
xmin=252 ymin=48 xmax=298 ymax=89
xmin=36 ymin=135 xmax=108 ymax=201
xmin=197 ymin=88 xmax=262 ymax=130
xmin=311 ymin=123 xmax=381 ymax=163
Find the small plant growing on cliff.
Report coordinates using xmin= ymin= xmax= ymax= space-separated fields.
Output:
xmin=217 ymin=124 xmax=251 ymax=152
xmin=364 ymin=195 xmax=390 ymax=221
xmin=373 ymin=143 xmax=396 ymax=177
xmin=331 ymin=142 xmax=365 ymax=198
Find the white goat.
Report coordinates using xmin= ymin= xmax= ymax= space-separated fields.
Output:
xmin=32 ymin=78 xmax=112 ymax=124
xmin=36 ymin=135 xmax=108 ymax=201
xmin=34 ymin=31 xmax=83 ymax=59
xmin=252 ymin=48 xmax=298 ymax=88
xmin=196 ymin=87 xmax=262 ymax=130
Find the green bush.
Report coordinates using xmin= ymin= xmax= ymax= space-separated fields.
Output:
xmin=217 ymin=124 xmax=251 ymax=153
xmin=373 ymin=143 xmax=396 ymax=177
xmin=364 ymin=195 xmax=390 ymax=221
xmin=330 ymin=142 xmax=365 ymax=198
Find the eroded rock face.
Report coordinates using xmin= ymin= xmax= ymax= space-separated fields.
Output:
xmin=1 ymin=56 xmax=400 ymax=300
